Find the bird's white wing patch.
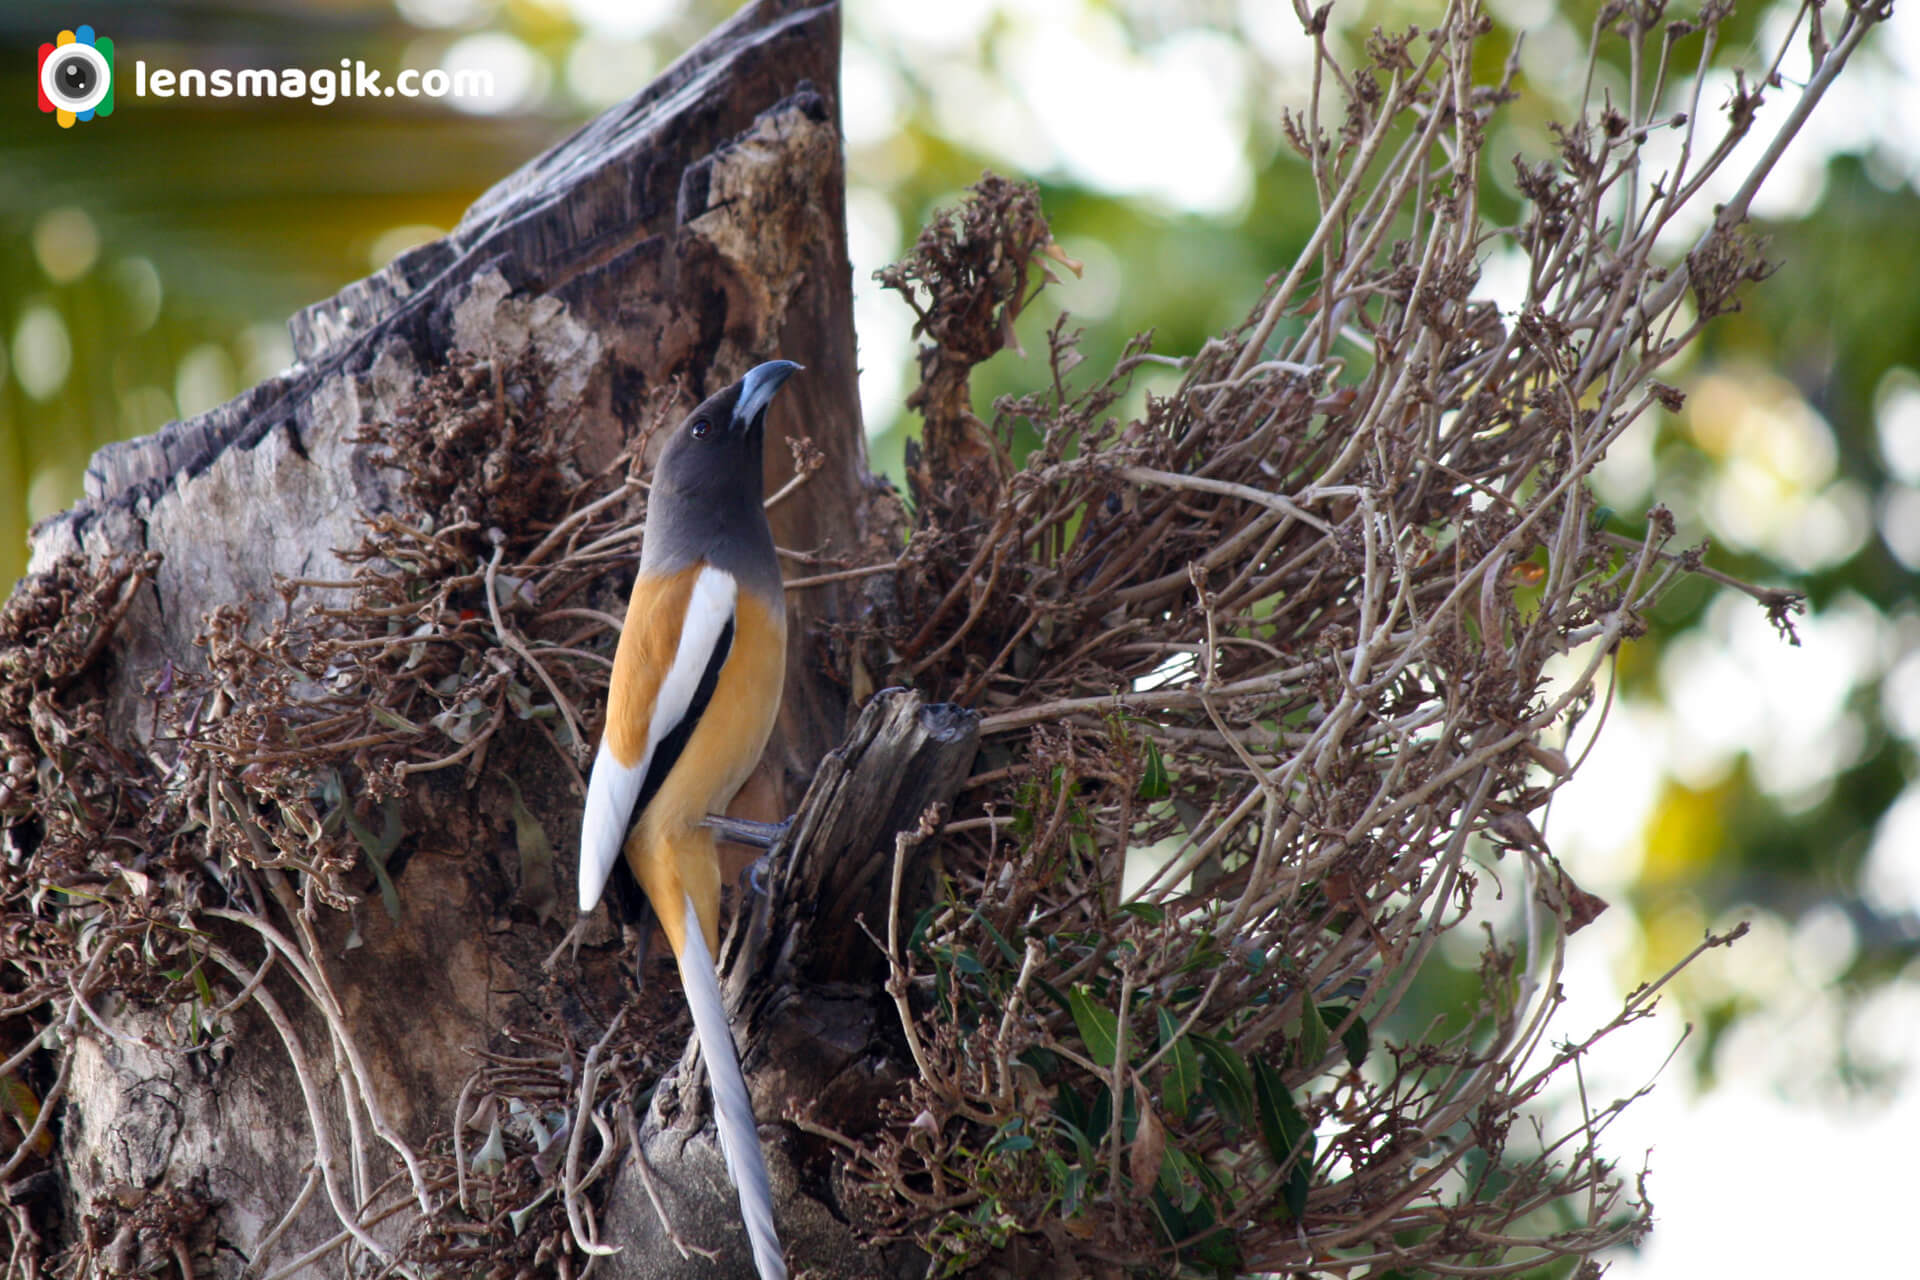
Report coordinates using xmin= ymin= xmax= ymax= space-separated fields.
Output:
xmin=577 ymin=565 xmax=738 ymax=912
xmin=577 ymin=737 xmax=643 ymax=914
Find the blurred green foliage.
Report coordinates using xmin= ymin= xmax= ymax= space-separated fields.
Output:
xmin=0 ymin=0 xmax=1912 ymax=1091
xmin=0 ymin=3 xmax=564 ymax=577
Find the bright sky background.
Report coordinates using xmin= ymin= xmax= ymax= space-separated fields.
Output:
xmin=1534 ymin=8 xmax=1920 ymax=1261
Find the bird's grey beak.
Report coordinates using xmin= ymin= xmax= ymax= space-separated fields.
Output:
xmin=733 ymin=360 xmax=803 ymax=429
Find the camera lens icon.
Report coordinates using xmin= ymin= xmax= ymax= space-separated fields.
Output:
xmin=38 ymin=26 xmax=115 ymax=127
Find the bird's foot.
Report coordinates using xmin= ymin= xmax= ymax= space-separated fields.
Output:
xmin=744 ymin=853 xmax=774 ymax=899
xmin=702 ymin=814 xmax=793 ymax=849
xmin=611 ymin=890 xmax=656 ymax=995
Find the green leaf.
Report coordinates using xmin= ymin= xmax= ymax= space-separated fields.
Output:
xmin=1115 ymin=900 xmax=1165 ymax=926
xmin=1186 ymin=1148 xmax=1229 ymax=1200
xmin=968 ymin=908 xmax=1021 ymax=968
xmin=1042 ymin=1149 xmax=1080 ymax=1215
xmin=1191 ymin=1033 xmax=1252 ymax=1097
xmin=1191 ymin=1033 xmax=1254 ymax=1130
xmin=367 ymin=704 xmax=423 ymax=733
xmin=1061 ymin=1161 xmax=1089 ymax=1216
xmin=505 ymin=678 xmax=536 ymax=719
xmin=1067 ymin=985 xmax=1121 ymax=1067
xmin=1069 ymin=828 xmax=1096 ymax=864
xmin=935 ymin=945 xmax=985 ymax=977
xmin=189 ymin=963 xmax=215 ymax=1009
xmin=1251 ymin=1056 xmax=1314 ymax=1220
xmin=1286 ymin=1160 xmax=1311 ymax=1222
xmin=1138 ymin=736 xmax=1171 ymax=800
xmin=1055 ymin=1111 xmax=1097 ymax=1169
xmin=1250 ymin=1057 xmax=1310 ymax=1160
xmin=1320 ymin=1004 xmax=1371 ymax=1068
xmin=1149 ymin=1186 xmax=1237 ymax=1272
xmin=1178 ymin=933 xmax=1230 ymax=975
xmin=1010 ymin=781 xmax=1039 ymax=837
xmin=1157 ymin=1144 xmax=1204 ymax=1214
xmin=345 ymin=796 xmax=405 ymax=921
xmin=906 ymin=905 xmax=938 ymax=953
xmin=1086 ymin=1084 xmax=1113 ymax=1143
xmin=1297 ymin=996 xmax=1329 ymax=1070
xmin=1033 ymin=977 xmax=1073 ymax=1017
xmin=1192 ymin=1222 xmax=1243 ymax=1274
xmin=1019 ymin=1045 xmax=1061 ymax=1079
xmin=1156 ymin=1007 xmax=1200 ymax=1122
xmin=1147 ymin=1187 xmax=1187 ymax=1249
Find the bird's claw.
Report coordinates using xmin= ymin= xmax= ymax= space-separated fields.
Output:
xmin=702 ymin=814 xmax=794 ymax=849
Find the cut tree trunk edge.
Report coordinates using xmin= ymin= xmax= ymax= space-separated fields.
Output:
xmin=23 ymin=2 xmax=966 ymax=1276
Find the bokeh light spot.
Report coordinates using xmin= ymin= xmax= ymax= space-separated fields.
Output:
xmin=11 ymin=304 xmax=73 ymax=402
xmin=112 ymin=258 xmax=163 ymax=334
xmin=33 ymin=208 xmax=100 ymax=284
xmin=1873 ymin=367 xmax=1920 ymax=484
xmin=441 ymin=32 xmax=546 ymax=115
xmin=396 ymin=0 xmax=497 ymax=29
xmin=176 ymin=344 xmax=238 ymax=419
xmin=564 ymin=35 xmax=655 ymax=109
xmin=564 ymin=0 xmax=678 ymax=40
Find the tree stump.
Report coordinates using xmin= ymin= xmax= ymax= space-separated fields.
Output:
xmin=15 ymin=2 xmax=954 ymax=1275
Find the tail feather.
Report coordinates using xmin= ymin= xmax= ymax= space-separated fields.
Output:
xmin=677 ymin=894 xmax=786 ymax=1280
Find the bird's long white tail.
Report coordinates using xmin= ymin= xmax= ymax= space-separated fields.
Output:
xmin=677 ymin=894 xmax=786 ymax=1280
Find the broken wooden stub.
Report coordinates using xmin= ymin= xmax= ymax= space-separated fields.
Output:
xmin=18 ymin=1 xmax=965 ymax=1275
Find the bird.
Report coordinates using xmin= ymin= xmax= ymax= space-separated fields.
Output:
xmin=577 ymin=359 xmax=800 ymax=1280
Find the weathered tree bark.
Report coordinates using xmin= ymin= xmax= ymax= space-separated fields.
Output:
xmin=25 ymin=3 xmax=952 ymax=1275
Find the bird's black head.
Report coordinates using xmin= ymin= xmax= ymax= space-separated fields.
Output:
xmin=654 ymin=360 xmax=802 ymax=500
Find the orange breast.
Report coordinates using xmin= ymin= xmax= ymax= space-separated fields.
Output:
xmin=653 ymin=587 xmax=785 ymax=826
xmin=625 ymin=585 xmax=786 ymax=956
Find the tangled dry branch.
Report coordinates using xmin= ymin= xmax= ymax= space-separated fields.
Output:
xmin=0 ymin=1 xmax=1886 ymax=1277
xmin=0 ymin=348 xmax=705 ymax=1276
xmin=810 ymin=1 xmax=1875 ymax=1274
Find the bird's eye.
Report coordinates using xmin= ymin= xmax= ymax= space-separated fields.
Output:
xmin=689 ymin=418 xmax=712 ymax=439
